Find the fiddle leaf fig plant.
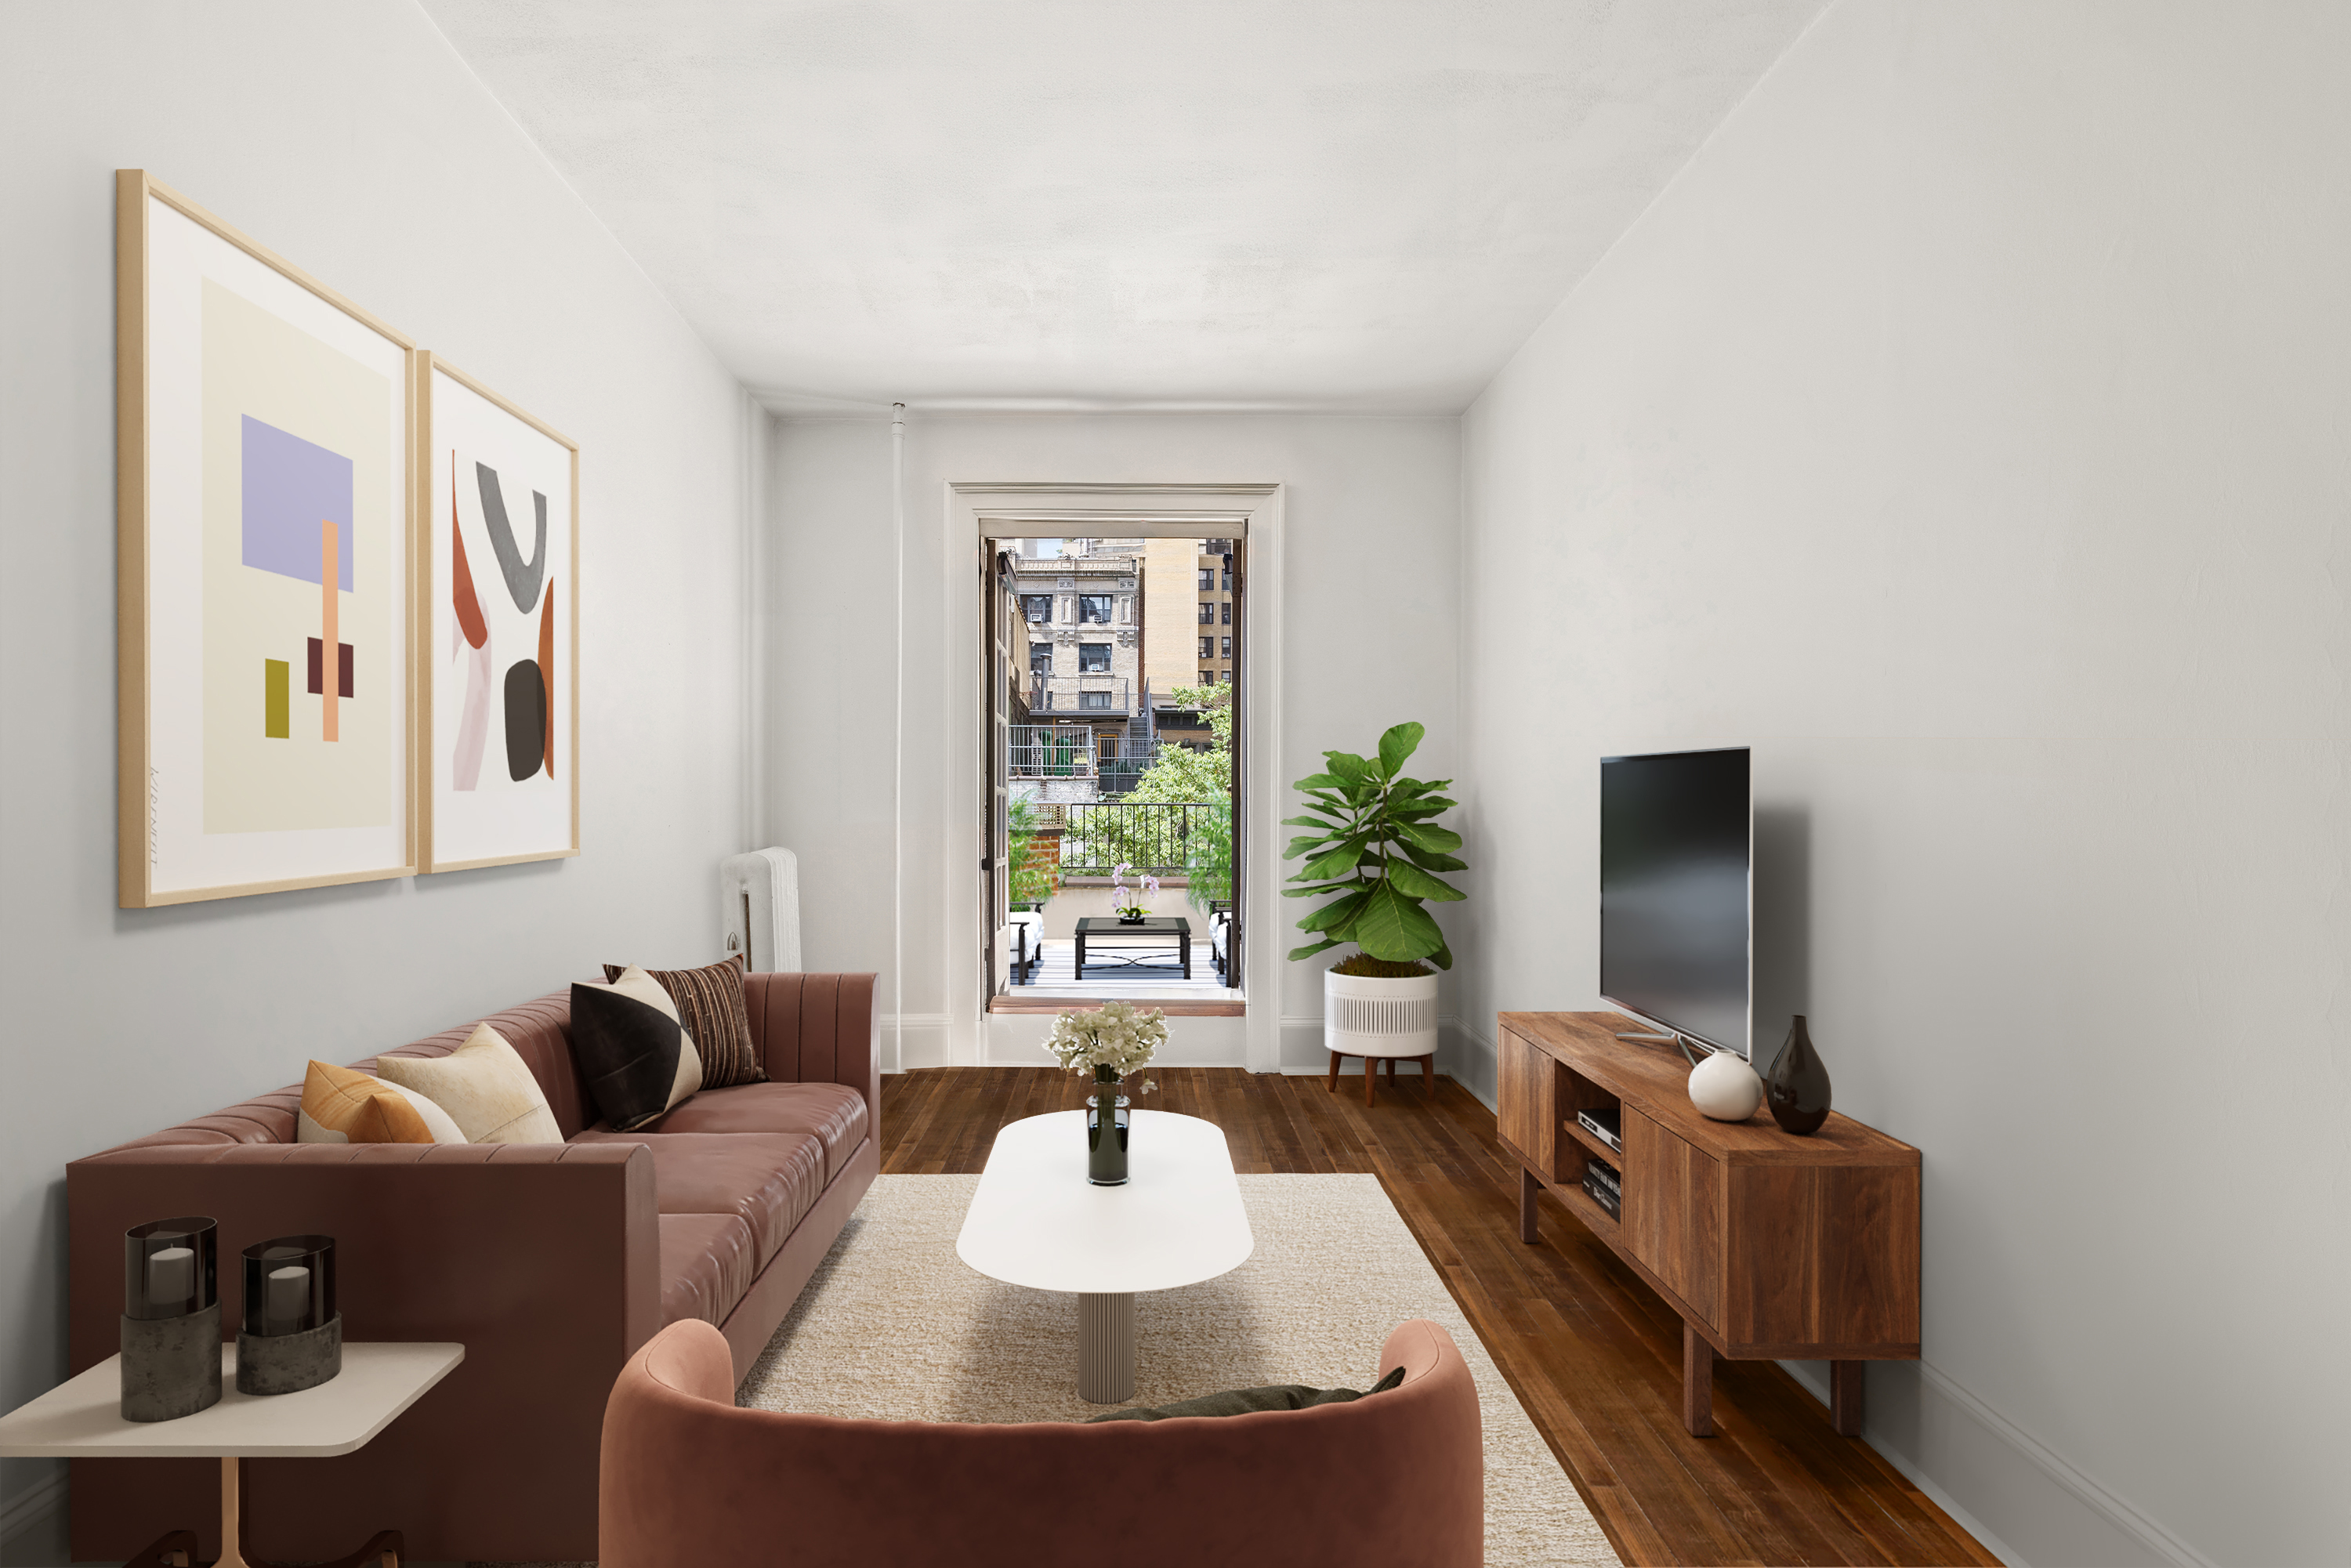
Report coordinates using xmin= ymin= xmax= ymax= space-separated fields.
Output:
xmin=1283 ymin=722 xmax=1465 ymax=970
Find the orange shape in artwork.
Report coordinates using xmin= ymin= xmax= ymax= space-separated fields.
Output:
xmin=321 ymin=519 xmax=339 ymax=742
xmin=452 ymin=465 xmax=488 ymax=650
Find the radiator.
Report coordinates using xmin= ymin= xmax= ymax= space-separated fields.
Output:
xmin=719 ymin=847 xmax=802 ymax=973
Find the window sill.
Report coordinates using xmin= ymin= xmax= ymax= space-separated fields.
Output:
xmin=990 ymin=995 xmax=1246 ymax=1016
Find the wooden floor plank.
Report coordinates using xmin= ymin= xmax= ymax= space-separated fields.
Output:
xmin=876 ymin=1067 xmax=1995 ymax=1567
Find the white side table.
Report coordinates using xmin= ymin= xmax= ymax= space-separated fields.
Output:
xmin=957 ymin=1110 xmax=1252 ymax=1402
xmin=0 ymin=1341 xmax=462 ymax=1568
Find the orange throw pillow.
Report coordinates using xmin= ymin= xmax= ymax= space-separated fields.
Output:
xmin=300 ymin=1059 xmax=435 ymax=1144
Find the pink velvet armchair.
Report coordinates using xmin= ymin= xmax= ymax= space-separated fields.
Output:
xmin=599 ymin=1316 xmax=1484 ymax=1566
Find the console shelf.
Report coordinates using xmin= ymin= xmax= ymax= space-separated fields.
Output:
xmin=1496 ymin=1012 xmax=1920 ymax=1439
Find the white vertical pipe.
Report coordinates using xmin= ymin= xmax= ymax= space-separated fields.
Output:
xmin=890 ymin=404 xmax=906 ymax=1074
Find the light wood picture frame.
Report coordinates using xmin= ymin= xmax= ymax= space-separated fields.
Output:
xmin=416 ymin=353 xmax=580 ymax=872
xmin=116 ymin=170 xmax=418 ymax=907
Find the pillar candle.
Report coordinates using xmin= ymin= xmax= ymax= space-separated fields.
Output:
xmin=146 ymin=1246 xmax=194 ymax=1308
xmin=266 ymin=1265 xmax=310 ymax=1329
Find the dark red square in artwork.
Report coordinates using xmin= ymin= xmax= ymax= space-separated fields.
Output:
xmin=306 ymin=639 xmax=355 ymax=697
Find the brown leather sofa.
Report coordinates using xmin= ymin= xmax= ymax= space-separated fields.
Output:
xmin=66 ymin=969 xmax=877 ymax=1565
xmin=599 ymin=1316 xmax=1485 ymax=1567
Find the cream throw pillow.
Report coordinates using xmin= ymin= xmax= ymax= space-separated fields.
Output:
xmin=375 ymin=1023 xmax=564 ymax=1145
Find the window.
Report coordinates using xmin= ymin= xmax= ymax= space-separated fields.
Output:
xmin=1021 ymin=594 xmax=1052 ymax=624
xmin=1197 ymin=567 xmax=1214 ymax=591
xmin=1197 ymin=601 xmax=1214 ymax=625
xmin=1200 ymin=670 xmax=1214 ymax=685
xmin=1221 ymin=600 xmax=1231 ymax=625
xmin=1221 ymin=636 xmax=1232 ymax=659
xmin=1199 ymin=636 xmax=1213 ymax=659
xmin=1028 ymin=642 xmax=1053 ymax=678
xmin=1078 ymin=643 xmax=1111 ymax=673
xmin=1078 ymin=595 xmax=1112 ymax=624
xmin=1221 ymin=565 xmax=1233 ymax=590
xmin=1078 ymin=691 xmax=1114 ymax=710
xmin=1218 ymin=669 xmax=1231 ymax=683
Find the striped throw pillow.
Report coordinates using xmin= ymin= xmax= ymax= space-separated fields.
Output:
xmin=601 ymin=955 xmax=766 ymax=1089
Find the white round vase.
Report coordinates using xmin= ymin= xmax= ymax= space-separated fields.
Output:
xmin=1687 ymin=1050 xmax=1763 ymax=1121
xmin=1324 ymin=969 xmax=1440 ymax=1059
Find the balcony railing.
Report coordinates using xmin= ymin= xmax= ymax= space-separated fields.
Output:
xmin=1028 ymin=800 xmax=1229 ymax=879
xmin=1032 ymin=677 xmax=1133 ymax=716
xmin=1009 ymin=726 xmax=1163 ymax=791
xmin=1009 ymin=726 xmax=1096 ymax=778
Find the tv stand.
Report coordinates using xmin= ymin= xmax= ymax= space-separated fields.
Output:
xmin=1497 ymin=1012 xmax=1920 ymax=1439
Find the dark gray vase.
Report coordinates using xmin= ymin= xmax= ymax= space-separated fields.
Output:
xmin=1766 ymin=1016 xmax=1832 ymax=1135
xmin=1086 ymin=1087 xmax=1131 ymax=1185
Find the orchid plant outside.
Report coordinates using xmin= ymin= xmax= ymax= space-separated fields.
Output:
xmin=1110 ymin=862 xmax=1160 ymax=919
xmin=1046 ymin=1001 xmax=1165 ymax=1093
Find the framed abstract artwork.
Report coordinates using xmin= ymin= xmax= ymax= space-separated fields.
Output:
xmin=115 ymin=171 xmax=417 ymax=907
xmin=417 ymin=355 xmax=579 ymax=871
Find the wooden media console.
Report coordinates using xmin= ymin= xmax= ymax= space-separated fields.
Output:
xmin=1496 ymin=1012 xmax=1921 ymax=1438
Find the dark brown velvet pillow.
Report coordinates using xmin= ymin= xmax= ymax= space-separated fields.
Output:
xmin=601 ymin=954 xmax=766 ymax=1089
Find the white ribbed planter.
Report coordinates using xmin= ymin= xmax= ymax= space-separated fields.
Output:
xmin=1324 ymin=969 xmax=1440 ymax=1059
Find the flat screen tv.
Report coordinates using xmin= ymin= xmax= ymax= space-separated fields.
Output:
xmin=1599 ymin=747 xmax=1751 ymax=1058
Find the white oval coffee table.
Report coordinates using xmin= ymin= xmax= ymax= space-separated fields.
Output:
xmin=956 ymin=1109 xmax=1253 ymax=1403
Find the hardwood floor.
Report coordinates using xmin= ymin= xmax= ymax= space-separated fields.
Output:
xmin=880 ymin=1066 xmax=1998 ymax=1568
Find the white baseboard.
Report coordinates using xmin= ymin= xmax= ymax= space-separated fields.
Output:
xmin=1779 ymin=1356 xmax=2215 ymax=1568
xmin=878 ymin=1013 xmax=950 ymax=1072
xmin=1447 ymin=1016 xmax=1498 ymax=1110
xmin=0 ymin=1466 xmax=66 ymax=1555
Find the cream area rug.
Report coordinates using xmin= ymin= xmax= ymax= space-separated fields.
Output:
xmin=738 ymin=1173 xmax=1621 ymax=1568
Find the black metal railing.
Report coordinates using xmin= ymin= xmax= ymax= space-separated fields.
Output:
xmin=1044 ymin=800 xmax=1227 ymax=878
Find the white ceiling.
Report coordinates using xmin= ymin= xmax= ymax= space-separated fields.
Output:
xmin=422 ymin=0 xmax=1824 ymax=414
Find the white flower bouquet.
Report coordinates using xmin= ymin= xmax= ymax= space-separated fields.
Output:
xmin=1047 ymin=1000 xmax=1166 ymax=1092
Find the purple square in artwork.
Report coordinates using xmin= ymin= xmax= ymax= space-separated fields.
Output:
xmin=241 ymin=415 xmax=353 ymax=589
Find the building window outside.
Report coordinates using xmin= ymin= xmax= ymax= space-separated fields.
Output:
xmin=1220 ymin=600 xmax=1230 ymax=625
xmin=1221 ymin=636 xmax=1231 ymax=659
xmin=1078 ymin=691 xmax=1114 ymax=710
xmin=1197 ymin=601 xmax=1214 ymax=625
xmin=1029 ymin=643 xmax=1052 ymax=678
xmin=1222 ymin=566 xmax=1233 ymax=590
xmin=1219 ymin=669 xmax=1231 ymax=683
xmin=1198 ymin=636 xmax=1213 ymax=659
xmin=1200 ymin=670 xmax=1214 ymax=685
xmin=1197 ymin=567 xmax=1214 ymax=591
xmin=1078 ymin=643 xmax=1111 ymax=673
xmin=1021 ymin=595 xmax=1052 ymax=624
xmin=1078 ymin=594 xmax=1113 ymax=624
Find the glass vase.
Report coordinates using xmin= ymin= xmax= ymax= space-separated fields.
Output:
xmin=1086 ymin=1091 xmax=1132 ymax=1185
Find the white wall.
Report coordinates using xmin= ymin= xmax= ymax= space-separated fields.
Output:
xmin=0 ymin=2 xmax=755 ymax=1542
xmin=1458 ymin=3 xmax=2349 ymax=1564
xmin=763 ymin=414 xmax=1460 ymax=1070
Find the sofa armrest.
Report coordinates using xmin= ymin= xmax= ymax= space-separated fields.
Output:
xmin=66 ymin=1141 xmax=659 ymax=1563
xmin=743 ymin=972 xmax=878 ymax=1137
xmin=68 ymin=1142 xmax=661 ymax=1372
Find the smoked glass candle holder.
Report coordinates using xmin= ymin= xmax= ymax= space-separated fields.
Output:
xmin=120 ymin=1216 xmax=221 ymax=1421
xmin=235 ymin=1235 xmax=342 ymax=1396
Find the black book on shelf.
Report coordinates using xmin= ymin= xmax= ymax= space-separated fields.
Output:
xmin=1577 ymin=1106 xmax=1622 ymax=1152
xmin=1585 ymin=1157 xmax=1621 ymax=1196
xmin=1582 ymin=1168 xmax=1622 ymax=1219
